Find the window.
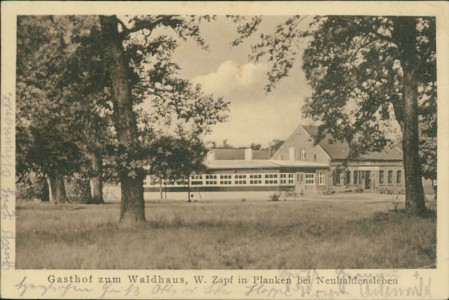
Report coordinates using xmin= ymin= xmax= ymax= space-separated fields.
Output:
xmin=250 ymin=174 xmax=262 ymax=179
xmin=288 ymin=174 xmax=294 ymax=178
xmin=191 ymin=175 xmax=202 ymax=180
xmin=379 ymin=170 xmax=384 ymax=184
xmin=314 ymin=154 xmax=317 ymax=161
xmin=397 ymin=170 xmax=402 ymax=184
xmin=235 ymin=180 xmax=246 ymax=184
xmin=264 ymin=174 xmax=278 ymax=179
xmin=334 ymin=170 xmax=341 ymax=185
xmin=318 ymin=171 xmax=326 ymax=185
xmin=300 ymin=147 xmax=307 ymax=160
xmin=265 ymin=180 xmax=278 ymax=184
xmin=220 ymin=175 xmax=232 ymax=179
xmin=353 ymin=170 xmax=358 ymax=184
xmin=388 ymin=170 xmax=393 ymax=184
xmin=305 ymin=173 xmax=315 ymax=185
xmin=205 ymin=180 xmax=217 ymax=185
xmin=250 ymin=180 xmax=262 ymax=184
xmin=191 ymin=181 xmax=203 ymax=185
xmin=345 ymin=171 xmax=351 ymax=185
xmin=235 ymin=174 xmax=246 ymax=179
xmin=205 ymin=175 xmax=217 ymax=179
xmin=280 ymin=174 xmax=286 ymax=178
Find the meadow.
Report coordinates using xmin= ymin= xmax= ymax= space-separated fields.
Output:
xmin=15 ymin=194 xmax=436 ymax=269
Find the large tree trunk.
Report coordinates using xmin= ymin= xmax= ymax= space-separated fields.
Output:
xmin=100 ymin=15 xmax=146 ymax=222
xmin=393 ymin=17 xmax=427 ymax=214
xmin=47 ymin=169 xmax=68 ymax=204
xmin=88 ymin=152 xmax=105 ymax=204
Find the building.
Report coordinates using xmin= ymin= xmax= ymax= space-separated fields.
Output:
xmin=103 ymin=124 xmax=405 ymax=201
xmin=271 ymin=125 xmax=404 ymax=194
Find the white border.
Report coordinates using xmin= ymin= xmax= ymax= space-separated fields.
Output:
xmin=2 ymin=2 xmax=449 ymax=299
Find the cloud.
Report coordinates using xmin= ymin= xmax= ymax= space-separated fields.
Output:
xmin=192 ymin=61 xmax=270 ymax=96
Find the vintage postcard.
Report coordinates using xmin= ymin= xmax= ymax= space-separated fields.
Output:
xmin=1 ymin=1 xmax=449 ymax=299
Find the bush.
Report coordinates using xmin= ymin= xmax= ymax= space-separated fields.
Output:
xmin=16 ymin=173 xmax=49 ymax=201
xmin=320 ymin=187 xmax=335 ymax=195
xmin=269 ymin=193 xmax=281 ymax=201
xmin=66 ymin=174 xmax=92 ymax=203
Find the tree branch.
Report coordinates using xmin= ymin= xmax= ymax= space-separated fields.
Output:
xmin=119 ymin=16 xmax=175 ymax=39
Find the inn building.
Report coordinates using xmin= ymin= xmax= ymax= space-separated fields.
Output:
xmin=103 ymin=124 xmax=404 ymax=201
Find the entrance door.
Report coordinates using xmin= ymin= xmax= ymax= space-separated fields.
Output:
xmin=364 ymin=170 xmax=371 ymax=189
xmin=295 ymin=172 xmax=305 ymax=195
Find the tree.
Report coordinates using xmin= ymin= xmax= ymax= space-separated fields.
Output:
xmin=250 ymin=143 xmax=262 ymax=150
xmin=244 ymin=16 xmax=436 ymax=215
xmin=270 ymin=139 xmax=285 ymax=153
xmin=16 ymin=16 xmax=84 ymax=204
xmin=16 ymin=16 xmax=113 ymax=204
xmin=148 ymin=135 xmax=208 ymax=202
xmin=98 ymin=15 xmax=227 ymax=222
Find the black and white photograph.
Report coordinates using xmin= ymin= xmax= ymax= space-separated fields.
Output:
xmin=1 ymin=1 xmax=449 ymax=299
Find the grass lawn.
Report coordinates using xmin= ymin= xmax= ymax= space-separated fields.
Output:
xmin=15 ymin=194 xmax=436 ymax=269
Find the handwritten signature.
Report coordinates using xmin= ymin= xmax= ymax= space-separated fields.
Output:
xmin=1 ymin=93 xmax=14 ymax=177
xmin=15 ymin=276 xmax=93 ymax=297
xmin=1 ymin=230 xmax=14 ymax=269
xmin=1 ymin=188 xmax=16 ymax=220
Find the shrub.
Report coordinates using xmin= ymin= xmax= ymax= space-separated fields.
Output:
xmin=320 ymin=187 xmax=335 ymax=195
xmin=16 ymin=173 xmax=49 ymax=201
xmin=65 ymin=175 xmax=92 ymax=203
xmin=269 ymin=193 xmax=281 ymax=201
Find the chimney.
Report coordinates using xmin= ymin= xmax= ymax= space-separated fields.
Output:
xmin=289 ymin=147 xmax=295 ymax=161
xmin=245 ymin=148 xmax=253 ymax=160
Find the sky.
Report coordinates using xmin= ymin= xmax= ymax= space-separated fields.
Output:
xmin=171 ymin=16 xmax=313 ymax=148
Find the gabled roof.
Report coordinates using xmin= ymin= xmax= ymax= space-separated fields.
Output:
xmin=302 ymin=125 xmax=403 ymax=161
xmin=302 ymin=126 xmax=350 ymax=160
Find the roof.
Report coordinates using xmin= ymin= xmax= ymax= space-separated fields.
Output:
xmin=209 ymin=148 xmax=271 ymax=160
xmin=206 ymin=159 xmax=329 ymax=170
xmin=211 ymin=148 xmax=245 ymax=160
xmin=302 ymin=125 xmax=403 ymax=161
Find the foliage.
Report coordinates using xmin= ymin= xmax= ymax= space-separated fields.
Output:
xmin=243 ymin=16 xmax=436 ymax=155
xmin=65 ymin=174 xmax=93 ymax=203
xmin=16 ymin=15 xmax=229 ymax=208
xmin=16 ymin=16 xmax=113 ymax=205
xmin=16 ymin=16 xmax=83 ymax=178
xmin=269 ymin=193 xmax=281 ymax=201
xmin=99 ymin=15 xmax=228 ymax=186
xmin=148 ymin=135 xmax=208 ymax=184
xmin=16 ymin=173 xmax=49 ymax=202
xmin=250 ymin=143 xmax=262 ymax=150
xmin=270 ymin=139 xmax=285 ymax=153
xmin=420 ymin=138 xmax=437 ymax=181
xmin=240 ymin=15 xmax=436 ymax=213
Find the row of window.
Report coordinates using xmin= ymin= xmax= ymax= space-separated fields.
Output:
xmin=193 ymin=173 xmax=288 ymax=180
xmin=379 ymin=170 xmax=402 ymax=184
xmin=333 ymin=169 xmax=402 ymax=185
xmin=147 ymin=172 xmax=323 ymax=187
